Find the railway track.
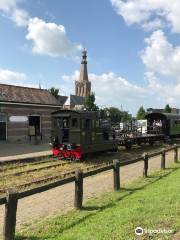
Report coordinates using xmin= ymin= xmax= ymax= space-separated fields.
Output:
xmin=0 ymin=162 xmax=113 ymax=194
xmin=0 ymin=158 xmax=57 ymax=170
xmin=0 ymin=161 xmax=73 ymax=178
xmin=0 ymin=144 xmax=171 ymax=196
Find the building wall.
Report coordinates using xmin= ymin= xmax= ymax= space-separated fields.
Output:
xmin=0 ymin=104 xmax=60 ymax=143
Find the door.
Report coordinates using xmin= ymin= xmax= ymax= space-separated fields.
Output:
xmin=29 ymin=116 xmax=41 ymax=136
xmin=0 ymin=122 xmax=6 ymax=141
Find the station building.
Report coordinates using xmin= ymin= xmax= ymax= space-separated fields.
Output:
xmin=0 ymin=84 xmax=62 ymax=143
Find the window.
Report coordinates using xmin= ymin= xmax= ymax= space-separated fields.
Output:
xmin=92 ymin=120 xmax=95 ymax=128
xmin=63 ymin=118 xmax=69 ymax=128
xmin=96 ymin=120 xmax=99 ymax=128
xmin=57 ymin=119 xmax=63 ymax=128
xmin=72 ymin=118 xmax=78 ymax=128
xmin=85 ymin=119 xmax=91 ymax=129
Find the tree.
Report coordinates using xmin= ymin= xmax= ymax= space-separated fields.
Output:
xmin=108 ymin=107 xmax=122 ymax=123
xmin=99 ymin=107 xmax=132 ymax=123
xmin=136 ymin=106 xmax=146 ymax=120
xmin=49 ymin=87 xmax=59 ymax=98
xmin=121 ymin=111 xmax=132 ymax=121
xmin=164 ymin=104 xmax=171 ymax=113
xmin=84 ymin=92 xmax=98 ymax=111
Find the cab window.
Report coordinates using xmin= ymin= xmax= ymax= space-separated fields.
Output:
xmin=96 ymin=120 xmax=99 ymax=128
xmin=85 ymin=119 xmax=91 ymax=129
xmin=72 ymin=118 xmax=78 ymax=128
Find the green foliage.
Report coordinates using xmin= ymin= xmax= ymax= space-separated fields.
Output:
xmin=136 ymin=106 xmax=146 ymax=120
xmin=84 ymin=92 xmax=98 ymax=111
xmin=16 ymin=163 xmax=180 ymax=240
xmin=121 ymin=111 xmax=132 ymax=122
xmin=164 ymin=104 xmax=172 ymax=113
xmin=100 ymin=107 xmax=132 ymax=123
xmin=49 ymin=87 xmax=59 ymax=98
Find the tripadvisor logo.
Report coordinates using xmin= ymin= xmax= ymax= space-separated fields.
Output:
xmin=135 ymin=227 xmax=144 ymax=236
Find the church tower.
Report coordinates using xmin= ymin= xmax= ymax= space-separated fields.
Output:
xmin=75 ymin=49 xmax=91 ymax=97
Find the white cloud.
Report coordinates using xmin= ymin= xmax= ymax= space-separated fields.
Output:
xmin=141 ymin=30 xmax=180 ymax=79
xmin=0 ymin=69 xmax=39 ymax=88
xmin=11 ymin=8 xmax=29 ymax=26
xmin=145 ymin=71 xmax=180 ymax=105
xmin=60 ymin=69 xmax=180 ymax=112
xmin=0 ymin=0 xmax=29 ymax=26
xmin=0 ymin=1 xmax=82 ymax=57
xmin=60 ymin=70 xmax=150 ymax=110
xmin=142 ymin=19 xmax=165 ymax=31
xmin=26 ymin=17 xmax=82 ymax=57
xmin=0 ymin=69 xmax=27 ymax=82
xmin=0 ymin=0 xmax=16 ymax=13
xmin=111 ymin=0 xmax=180 ymax=33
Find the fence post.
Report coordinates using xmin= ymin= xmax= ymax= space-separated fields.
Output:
xmin=161 ymin=149 xmax=166 ymax=169
xmin=3 ymin=188 xmax=18 ymax=240
xmin=74 ymin=169 xmax=83 ymax=210
xmin=143 ymin=153 xmax=148 ymax=177
xmin=174 ymin=144 xmax=178 ymax=163
xmin=113 ymin=160 xmax=120 ymax=191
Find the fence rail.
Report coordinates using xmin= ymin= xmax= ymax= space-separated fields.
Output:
xmin=0 ymin=144 xmax=179 ymax=240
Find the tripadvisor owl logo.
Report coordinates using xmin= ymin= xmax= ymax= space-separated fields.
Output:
xmin=135 ymin=227 xmax=144 ymax=236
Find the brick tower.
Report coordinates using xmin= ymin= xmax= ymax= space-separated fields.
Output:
xmin=75 ymin=49 xmax=91 ymax=97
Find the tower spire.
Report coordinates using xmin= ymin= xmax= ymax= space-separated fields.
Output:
xmin=75 ymin=49 xmax=91 ymax=97
xmin=79 ymin=48 xmax=88 ymax=81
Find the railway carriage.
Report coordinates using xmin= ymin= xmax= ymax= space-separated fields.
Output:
xmin=51 ymin=110 xmax=118 ymax=160
xmin=117 ymin=112 xmax=180 ymax=149
xmin=146 ymin=112 xmax=180 ymax=137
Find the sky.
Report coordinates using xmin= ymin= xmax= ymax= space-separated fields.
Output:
xmin=0 ymin=0 xmax=180 ymax=115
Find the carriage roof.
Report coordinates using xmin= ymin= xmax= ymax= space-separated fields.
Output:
xmin=145 ymin=112 xmax=180 ymax=120
xmin=52 ymin=109 xmax=98 ymax=119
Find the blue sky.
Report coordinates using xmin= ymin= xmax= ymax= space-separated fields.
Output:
xmin=1 ymin=0 xmax=180 ymax=115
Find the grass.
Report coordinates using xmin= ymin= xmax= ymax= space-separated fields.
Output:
xmin=16 ymin=162 xmax=180 ymax=240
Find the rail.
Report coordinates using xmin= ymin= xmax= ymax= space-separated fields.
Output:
xmin=0 ymin=144 xmax=179 ymax=240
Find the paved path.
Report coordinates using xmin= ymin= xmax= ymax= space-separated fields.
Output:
xmin=0 ymin=143 xmax=51 ymax=162
xmin=0 ymin=150 xmax=176 ymax=237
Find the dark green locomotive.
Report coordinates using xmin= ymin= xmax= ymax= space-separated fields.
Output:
xmin=51 ymin=110 xmax=118 ymax=159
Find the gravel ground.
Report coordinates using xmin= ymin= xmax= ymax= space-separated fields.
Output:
xmin=0 ymin=150 xmax=176 ymax=238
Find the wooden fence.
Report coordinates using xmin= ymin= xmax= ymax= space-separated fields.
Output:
xmin=0 ymin=145 xmax=179 ymax=240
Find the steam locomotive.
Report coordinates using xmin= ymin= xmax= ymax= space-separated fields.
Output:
xmin=51 ymin=110 xmax=118 ymax=160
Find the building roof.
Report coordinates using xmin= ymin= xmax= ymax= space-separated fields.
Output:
xmin=64 ymin=94 xmax=85 ymax=106
xmin=57 ymin=95 xmax=68 ymax=105
xmin=0 ymin=83 xmax=60 ymax=106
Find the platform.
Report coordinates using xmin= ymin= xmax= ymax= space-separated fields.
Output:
xmin=0 ymin=142 xmax=51 ymax=163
